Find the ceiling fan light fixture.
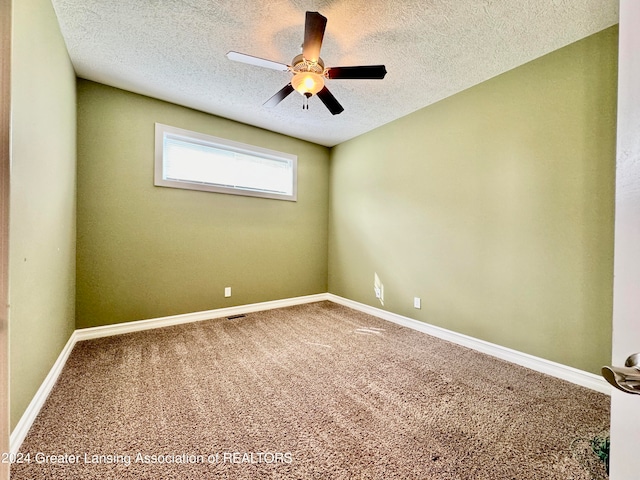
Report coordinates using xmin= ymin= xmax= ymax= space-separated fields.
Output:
xmin=291 ymin=71 xmax=325 ymax=96
xmin=227 ymin=11 xmax=385 ymax=115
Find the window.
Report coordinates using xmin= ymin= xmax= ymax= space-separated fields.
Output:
xmin=154 ymin=123 xmax=297 ymax=201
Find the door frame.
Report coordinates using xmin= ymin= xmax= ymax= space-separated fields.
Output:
xmin=0 ymin=0 xmax=11 ymax=477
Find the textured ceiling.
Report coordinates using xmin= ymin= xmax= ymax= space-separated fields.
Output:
xmin=51 ymin=0 xmax=618 ymax=147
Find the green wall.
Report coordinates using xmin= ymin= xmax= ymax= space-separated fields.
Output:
xmin=328 ymin=27 xmax=618 ymax=375
xmin=76 ymin=81 xmax=330 ymax=328
xmin=10 ymin=0 xmax=77 ymax=429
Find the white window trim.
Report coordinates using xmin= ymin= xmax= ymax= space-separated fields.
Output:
xmin=154 ymin=123 xmax=297 ymax=201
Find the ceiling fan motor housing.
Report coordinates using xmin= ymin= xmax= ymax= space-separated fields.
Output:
xmin=291 ymin=54 xmax=325 ymax=74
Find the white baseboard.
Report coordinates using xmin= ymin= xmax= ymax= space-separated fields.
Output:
xmin=74 ymin=293 xmax=329 ymax=342
xmin=327 ymin=294 xmax=611 ymax=395
xmin=9 ymin=332 xmax=77 ymax=454
xmin=10 ymin=291 xmax=610 ymax=453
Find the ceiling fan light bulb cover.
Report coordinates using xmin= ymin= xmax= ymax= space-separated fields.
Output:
xmin=292 ymin=72 xmax=324 ymax=96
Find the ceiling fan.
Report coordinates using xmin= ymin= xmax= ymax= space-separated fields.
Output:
xmin=226 ymin=11 xmax=387 ymax=115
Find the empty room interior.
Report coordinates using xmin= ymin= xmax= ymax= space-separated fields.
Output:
xmin=5 ymin=0 xmax=633 ymax=478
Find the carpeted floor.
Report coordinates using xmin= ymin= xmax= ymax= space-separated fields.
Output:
xmin=12 ymin=301 xmax=610 ymax=479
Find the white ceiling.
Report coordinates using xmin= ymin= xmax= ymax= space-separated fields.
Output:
xmin=51 ymin=0 xmax=619 ymax=147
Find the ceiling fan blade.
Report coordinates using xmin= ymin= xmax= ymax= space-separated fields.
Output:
xmin=303 ymin=11 xmax=327 ymax=63
xmin=226 ymin=51 xmax=289 ymax=71
xmin=326 ymin=65 xmax=388 ymax=80
xmin=264 ymin=84 xmax=295 ymax=107
xmin=316 ymin=86 xmax=344 ymax=115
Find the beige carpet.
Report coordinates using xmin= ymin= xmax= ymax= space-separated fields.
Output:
xmin=12 ymin=301 xmax=609 ymax=479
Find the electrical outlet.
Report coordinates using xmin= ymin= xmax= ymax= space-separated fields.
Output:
xmin=414 ymin=297 xmax=421 ymax=309
xmin=224 ymin=287 xmax=231 ymax=298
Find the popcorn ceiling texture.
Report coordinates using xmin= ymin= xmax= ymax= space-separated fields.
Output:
xmin=50 ymin=0 xmax=618 ymax=146
xmin=12 ymin=302 xmax=609 ymax=479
